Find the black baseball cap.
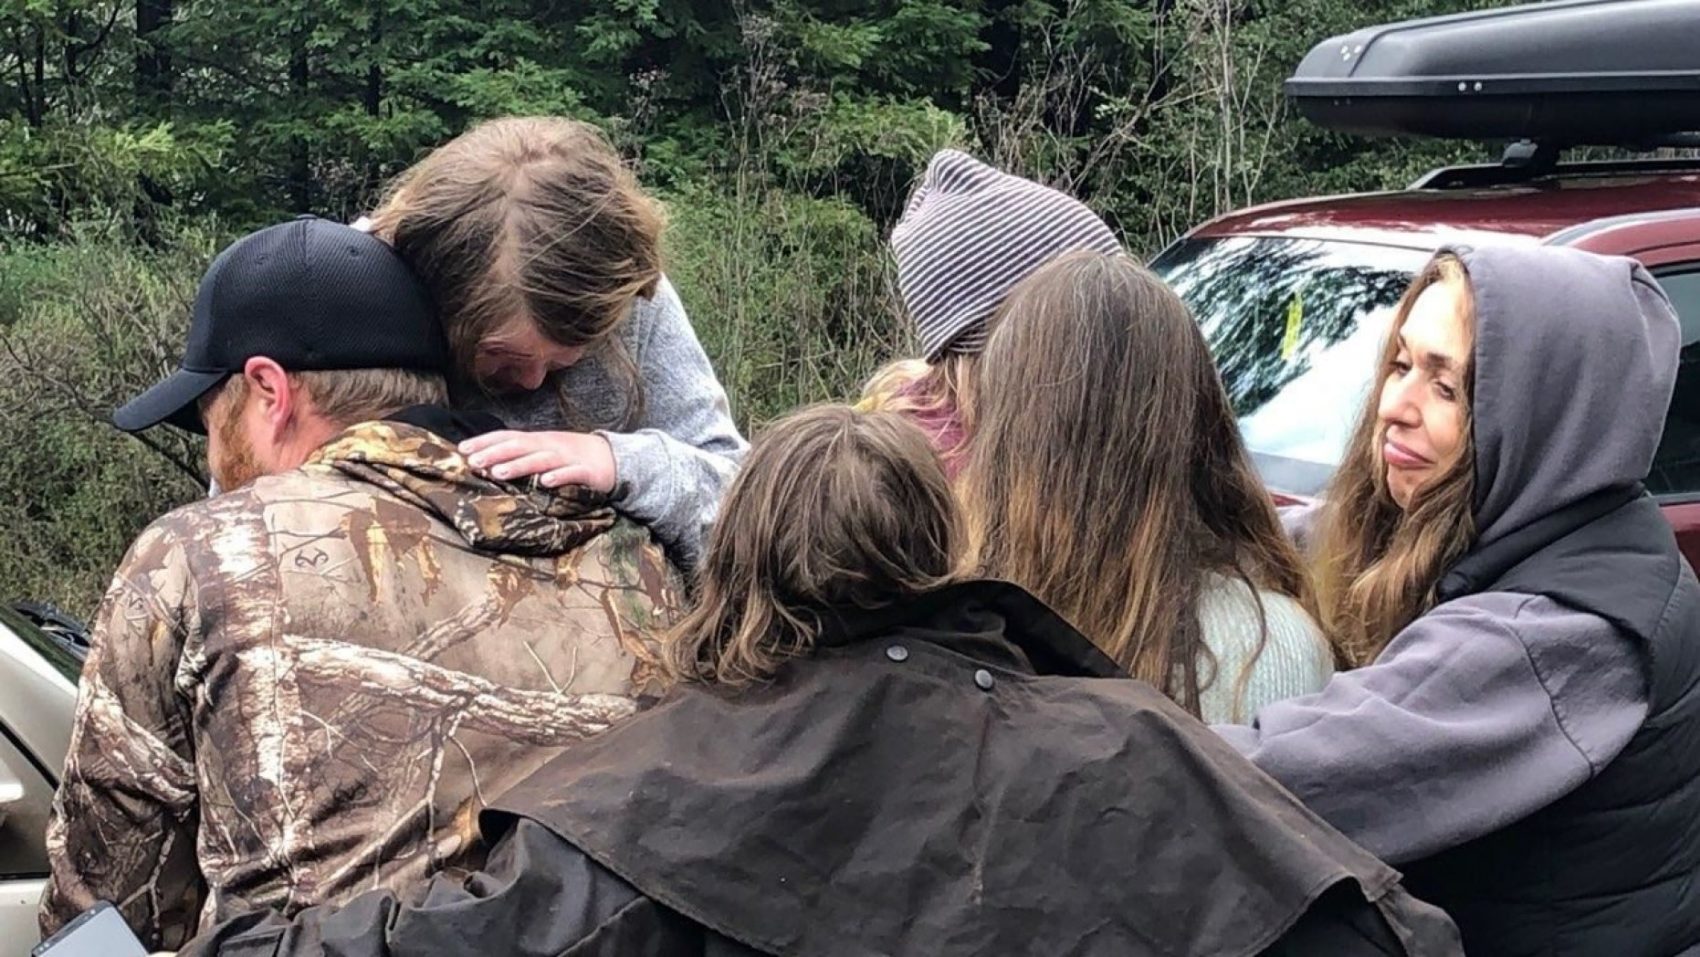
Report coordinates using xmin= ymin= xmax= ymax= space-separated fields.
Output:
xmin=114 ymin=215 xmax=450 ymax=434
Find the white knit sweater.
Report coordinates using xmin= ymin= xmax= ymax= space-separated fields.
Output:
xmin=1193 ymin=574 xmax=1334 ymax=724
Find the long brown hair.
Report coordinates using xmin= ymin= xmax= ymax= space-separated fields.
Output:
xmin=959 ymin=251 xmax=1321 ymax=717
xmin=663 ymin=404 xmax=960 ymax=687
xmin=368 ymin=117 xmax=664 ymax=423
xmin=1313 ymin=254 xmax=1478 ymax=667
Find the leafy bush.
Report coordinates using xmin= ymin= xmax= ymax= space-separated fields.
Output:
xmin=664 ymin=179 xmax=901 ymax=426
xmin=0 ymin=220 xmax=214 ymax=615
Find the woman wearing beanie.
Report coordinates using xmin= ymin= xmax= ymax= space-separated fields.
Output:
xmin=859 ymin=149 xmax=1122 ymax=477
xmin=960 ymin=250 xmax=1337 ymax=724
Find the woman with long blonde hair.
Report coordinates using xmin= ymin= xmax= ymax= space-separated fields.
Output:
xmin=1308 ymin=255 xmax=1479 ymax=668
xmin=960 ymin=250 xmax=1336 ymax=722
xmin=1217 ymin=245 xmax=1700 ymax=955
xmin=173 ymin=404 xmax=1462 ymax=956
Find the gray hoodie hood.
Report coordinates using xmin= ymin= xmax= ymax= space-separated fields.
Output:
xmin=1450 ymin=244 xmax=1681 ymax=548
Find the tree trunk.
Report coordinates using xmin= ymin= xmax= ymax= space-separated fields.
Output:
xmin=1151 ymin=0 xmax=1177 ymax=107
xmin=362 ymin=8 xmax=382 ymax=198
xmin=135 ymin=0 xmax=174 ymax=108
xmin=62 ymin=11 xmax=79 ymax=79
xmin=365 ymin=10 xmax=381 ymax=118
xmin=31 ymin=25 xmax=45 ymax=125
xmin=13 ymin=31 xmax=40 ymax=127
xmin=288 ymin=25 xmax=311 ymax=211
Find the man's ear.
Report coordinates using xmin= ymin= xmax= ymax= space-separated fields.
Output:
xmin=240 ymin=356 xmax=295 ymax=438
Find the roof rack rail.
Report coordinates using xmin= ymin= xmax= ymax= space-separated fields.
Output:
xmin=1411 ymin=138 xmax=1700 ymax=190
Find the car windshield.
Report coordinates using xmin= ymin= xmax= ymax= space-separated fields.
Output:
xmin=1151 ymin=236 xmax=1432 ymax=496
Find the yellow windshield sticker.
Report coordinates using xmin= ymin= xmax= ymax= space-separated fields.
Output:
xmin=1281 ymin=291 xmax=1304 ymax=361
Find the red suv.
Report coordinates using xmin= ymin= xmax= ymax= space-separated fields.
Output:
xmin=1152 ymin=0 xmax=1700 ymax=568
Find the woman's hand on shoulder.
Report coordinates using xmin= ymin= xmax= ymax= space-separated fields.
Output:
xmin=461 ymin=430 xmax=617 ymax=493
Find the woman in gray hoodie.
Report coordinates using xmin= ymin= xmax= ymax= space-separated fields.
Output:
xmin=1216 ymin=245 xmax=1700 ymax=956
xmin=364 ymin=117 xmax=747 ymax=570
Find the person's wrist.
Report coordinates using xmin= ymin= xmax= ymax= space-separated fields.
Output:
xmin=595 ymin=431 xmax=630 ymax=500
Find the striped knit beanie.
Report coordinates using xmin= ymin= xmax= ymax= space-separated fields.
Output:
xmin=892 ymin=150 xmax=1122 ymax=361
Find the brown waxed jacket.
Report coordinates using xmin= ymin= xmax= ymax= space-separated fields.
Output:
xmin=40 ymin=417 xmax=683 ymax=951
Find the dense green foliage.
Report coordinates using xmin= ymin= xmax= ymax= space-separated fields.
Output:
xmin=2 ymin=0 xmax=1515 ymax=616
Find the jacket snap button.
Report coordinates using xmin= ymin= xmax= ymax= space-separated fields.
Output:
xmin=885 ymin=645 xmax=909 ymax=663
xmin=974 ymin=669 xmax=995 ymax=691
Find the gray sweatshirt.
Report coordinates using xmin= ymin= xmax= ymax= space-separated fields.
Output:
xmin=459 ymin=276 xmax=748 ymax=570
xmin=1217 ymin=243 xmax=1681 ymax=866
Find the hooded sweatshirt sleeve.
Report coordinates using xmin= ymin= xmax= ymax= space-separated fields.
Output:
xmin=597 ymin=277 xmax=746 ymax=569
xmin=1215 ymin=592 xmax=1647 ymax=865
xmin=175 ymin=820 xmax=697 ymax=956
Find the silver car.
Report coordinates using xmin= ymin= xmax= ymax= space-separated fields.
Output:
xmin=0 ymin=605 xmax=81 ymax=950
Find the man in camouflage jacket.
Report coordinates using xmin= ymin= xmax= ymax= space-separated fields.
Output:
xmin=39 ymin=218 xmax=683 ymax=951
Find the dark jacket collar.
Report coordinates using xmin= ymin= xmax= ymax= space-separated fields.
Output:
xmin=811 ymin=580 xmax=1126 ymax=680
xmin=1439 ymin=483 xmax=1643 ymax=602
xmin=384 ymin=404 xmax=506 ymax=444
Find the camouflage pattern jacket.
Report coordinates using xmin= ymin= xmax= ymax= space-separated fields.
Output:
xmin=39 ymin=420 xmax=682 ymax=951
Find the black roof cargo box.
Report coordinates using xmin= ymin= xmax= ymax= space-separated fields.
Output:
xmin=1286 ymin=0 xmax=1700 ymax=143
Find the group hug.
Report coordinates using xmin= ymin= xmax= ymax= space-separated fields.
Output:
xmin=34 ymin=116 xmax=1700 ymax=956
